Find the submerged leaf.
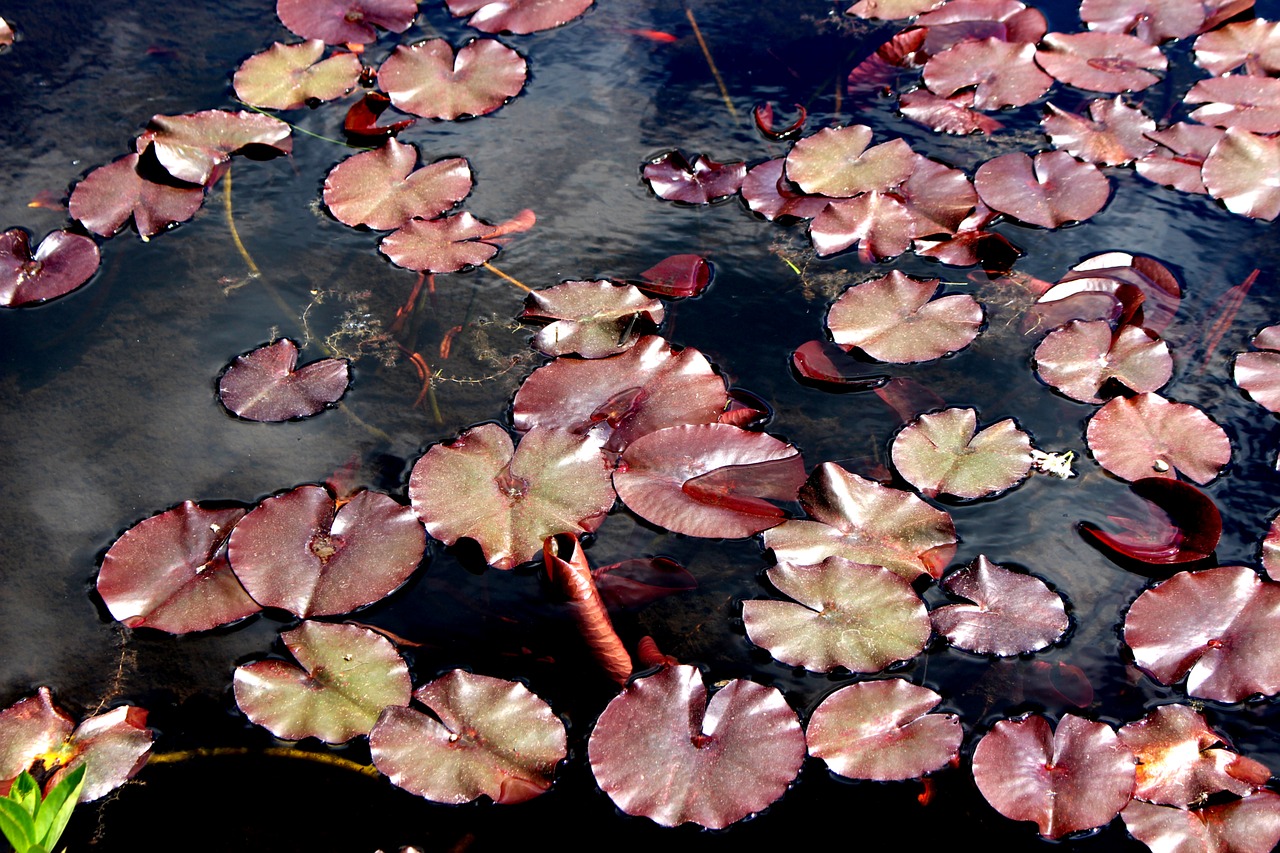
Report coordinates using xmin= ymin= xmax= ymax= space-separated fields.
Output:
xmin=931 ymin=556 xmax=1068 ymax=655
xmin=890 ymin=407 xmax=1032 ymax=500
xmin=522 ymin=280 xmax=663 ymax=358
xmin=218 ymin=339 xmax=350 ymax=422
xmin=1080 ymin=477 xmax=1222 ymax=564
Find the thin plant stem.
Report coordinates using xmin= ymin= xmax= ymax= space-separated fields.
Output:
xmin=147 ymin=746 xmax=381 ymax=778
xmin=222 ymin=168 xmax=299 ymax=327
xmin=482 ymin=262 xmax=533 ymax=293
xmin=685 ymin=5 xmax=738 ymax=120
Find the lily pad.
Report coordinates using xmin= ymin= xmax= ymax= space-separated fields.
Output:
xmin=1122 ymin=791 xmax=1280 ymax=853
xmin=972 ymin=714 xmax=1137 ymax=839
xmin=276 ymin=0 xmax=418 ymax=44
xmin=407 ymin=423 xmax=615 ymax=570
xmin=370 ymin=671 xmax=566 ymax=804
xmin=1035 ymin=31 xmax=1167 ymax=93
xmin=232 ymin=40 xmax=362 ymax=110
xmin=1080 ymin=0 xmax=1205 ymax=44
xmin=743 ymin=557 xmax=930 ymax=673
xmin=974 ymin=151 xmax=1111 ymax=228
xmin=378 ymin=38 xmax=528 ymax=120
xmin=137 ymin=110 xmax=292 ymax=186
xmin=1186 ymin=76 xmax=1280 ymax=134
xmin=323 ymin=140 xmax=472 ymax=230
xmin=923 ymin=38 xmax=1054 ymax=109
xmin=587 ymin=664 xmax=805 ymax=829
xmin=0 ymin=688 xmax=74 ymax=793
xmin=227 ymin=485 xmax=425 ymax=617
xmin=444 ymin=0 xmax=593 ymax=34
xmin=931 ymin=556 xmax=1068 ymax=655
xmin=1202 ymin=128 xmax=1280 ymax=221
xmin=899 ymin=89 xmax=1004 ymax=135
xmin=632 ymin=254 xmax=712 ymax=299
xmin=1050 ymin=251 xmax=1183 ymax=333
xmin=806 ymin=679 xmax=962 ymax=781
xmin=1234 ymin=323 xmax=1280 ymax=411
xmin=68 ymin=153 xmax=205 ymax=238
xmin=97 ymin=501 xmax=258 ymax=634
xmin=1042 ymin=98 xmax=1157 ymax=166
xmin=521 ymin=280 xmax=663 ymax=358
xmin=1124 ymin=565 xmax=1280 ymax=703
xmin=643 ymin=151 xmax=747 ymax=204
xmin=233 ymin=621 xmax=411 ymax=743
xmin=1034 ymin=320 xmax=1172 ymax=403
xmin=218 ymin=339 xmax=350 ymax=422
xmin=1137 ymin=122 xmax=1224 ymax=194
xmin=890 ymin=407 xmax=1032 ymax=500
xmin=1195 ymin=19 xmax=1280 ymax=76
xmin=1080 ymin=477 xmax=1222 ymax=564
xmin=827 ymin=271 xmax=984 ymax=363
xmin=0 ymin=229 xmax=99 ymax=308
xmin=1085 ymin=392 xmax=1231 ymax=484
xmin=845 ymin=0 xmax=945 ymax=20
xmin=379 ymin=211 xmax=522 ymax=273
xmin=785 ymin=126 xmax=915 ymax=198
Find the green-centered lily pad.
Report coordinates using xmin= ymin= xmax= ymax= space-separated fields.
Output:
xmin=234 ymin=621 xmax=411 ymax=743
xmin=370 ymin=671 xmax=566 ymax=804
xmin=743 ymin=557 xmax=930 ymax=673
xmin=890 ymin=407 xmax=1033 ymax=500
xmin=827 ymin=271 xmax=983 ymax=364
xmin=232 ymin=40 xmax=362 ymax=111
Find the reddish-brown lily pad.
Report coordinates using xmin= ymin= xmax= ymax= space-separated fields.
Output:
xmin=1080 ymin=477 xmax=1223 ymax=564
xmin=370 ymin=671 xmax=566 ymax=804
xmin=1034 ymin=320 xmax=1172 ymax=403
xmin=1042 ymin=98 xmax=1157 ymax=166
xmin=1234 ymin=323 xmax=1280 ymax=411
xmin=1035 ymin=31 xmax=1167 ymax=93
xmin=975 ymin=151 xmax=1111 ymax=228
xmin=1085 ymin=392 xmax=1230 ymax=484
xmin=137 ymin=110 xmax=292 ymax=186
xmin=68 ymin=153 xmax=205 ymax=239
xmin=378 ymin=38 xmax=527 ymax=120
xmin=0 ymin=229 xmax=99 ymax=308
xmin=785 ymin=126 xmax=915 ymax=199
xmin=806 ymin=679 xmax=962 ymax=781
xmin=323 ymin=140 xmax=472 ymax=230
xmin=379 ymin=211 xmax=529 ymax=273
xmin=1136 ymin=123 xmax=1224 ymax=195
xmin=232 ymin=40 xmax=362 ymax=110
xmin=1122 ymin=791 xmax=1280 ymax=853
xmin=276 ymin=0 xmax=418 ymax=44
xmin=1080 ymin=0 xmax=1205 ymax=44
xmin=1186 ymin=76 xmax=1280 ymax=134
xmin=1195 ymin=19 xmax=1280 ymax=76
xmin=444 ymin=0 xmax=592 ymax=34
xmin=1202 ymin=128 xmax=1280 ymax=221
xmin=827 ymin=271 xmax=984 ymax=363
xmin=522 ymin=280 xmax=663 ymax=358
xmin=924 ymin=38 xmax=1054 ymax=109
xmin=587 ymin=664 xmax=805 ymax=829
xmin=931 ymin=556 xmax=1068 ymax=655
xmin=218 ymin=339 xmax=350 ymax=422
xmin=642 ymin=151 xmax=747 ymax=205
xmin=890 ymin=407 xmax=1032 ymax=500
xmin=899 ymin=89 xmax=1004 ymax=135
xmin=632 ymin=254 xmax=712 ymax=299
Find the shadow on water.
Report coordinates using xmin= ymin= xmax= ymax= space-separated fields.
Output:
xmin=1 ymin=0 xmax=1280 ymax=850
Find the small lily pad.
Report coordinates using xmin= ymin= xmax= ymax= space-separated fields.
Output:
xmin=931 ymin=556 xmax=1068 ymax=655
xmin=890 ymin=407 xmax=1032 ymax=500
xmin=378 ymin=38 xmax=527 ymax=120
xmin=218 ymin=339 xmax=350 ymax=422
xmin=0 ymin=229 xmax=99 ymax=308
xmin=827 ymin=271 xmax=984 ymax=363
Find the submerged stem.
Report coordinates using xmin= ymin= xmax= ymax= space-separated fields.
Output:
xmin=685 ymin=5 xmax=738 ymax=120
xmin=482 ymin=262 xmax=533 ymax=293
xmin=147 ymin=746 xmax=381 ymax=778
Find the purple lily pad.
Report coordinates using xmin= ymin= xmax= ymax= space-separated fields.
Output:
xmin=136 ymin=110 xmax=292 ymax=186
xmin=1049 ymin=251 xmax=1183 ymax=333
xmin=891 ymin=407 xmax=1032 ymax=500
xmin=1186 ymin=76 xmax=1280 ymax=134
xmin=232 ymin=40 xmax=362 ymax=110
xmin=233 ymin=621 xmax=412 ymax=743
xmin=1034 ymin=320 xmax=1172 ymax=403
xmin=444 ymin=0 xmax=592 ymax=35
xmin=378 ymin=38 xmax=527 ymax=120
xmin=743 ymin=557 xmax=930 ymax=673
xmin=931 ymin=556 xmax=1069 ymax=655
xmin=1080 ymin=477 xmax=1223 ymax=564
xmin=923 ymin=38 xmax=1054 ymax=109
xmin=1042 ymin=98 xmax=1157 ymax=166
xmin=323 ymin=140 xmax=472 ymax=230
xmin=511 ymin=335 xmax=729 ymax=454
xmin=740 ymin=158 xmax=829 ymax=221
xmin=643 ymin=151 xmax=746 ymax=204
xmin=762 ymin=462 xmax=958 ymax=583
xmin=1195 ymin=19 xmax=1280 ymax=76
xmin=68 ymin=153 xmax=205 ymax=238
xmin=975 ymin=150 xmax=1111 ymax=228
xmin=227 ymin=485 xmax=425 ymax=617
xmin=1085 ymin=392 xmax=1231 ymax=484
xmin=587 ymin=664 xmax=805 ymax=829
xmin=632 ymin=254 xmax=712 ymax=299
xmin=1122 ymin=792 xmax=1280 ymax=853
xmin=899 ymin=89 xmax=1004 ymax=135
xmin=370 ymin=671 xmax=566 ymax=804
xmin=1202 ymin=128 xmax=1280 ymax=221
xmin=408 ymin=423 xmax=615 ymax=570
xmin=972 ymin=714 xmax=1136 ymax=839
xmin=218 ymin=339 xmax=350 ymax=422
xmin=806 ymin=679 xmax=962 ymax=781
xmin=1136 ymin=122 xmax=1224 ymax=195
xmin=808 ymin=192 xmax=916 ymax=261
xmin=1035 ymin=31 xmax=1167 ymax=93
xmin=827 ymin=271 xmax=984 ymax=363
xmin=1081 ymin=0 xmax=1205 ymax=44
xmin=276 ymin=0 xmax=418 ymax=44
xmin=1124 ymin=565 xmax=1280 ymax=703
xmin=97 ymin=501 xmax=259 ymax=634
xmin=0 ymin=229 xmax=99 ymax=308
xmin=1234 ymin=323 xmax=1280 ymax=411
xmin=785 ymin=126 xmax=915 ymax=198
xmin=379 ymin=210 xmax=531 ymax=273
xmin=521 ymin=280 xmax=663 ymax=358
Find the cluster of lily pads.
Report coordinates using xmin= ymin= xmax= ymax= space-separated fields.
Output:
xmin=3 ymin=0 xmax=1280 ymax=848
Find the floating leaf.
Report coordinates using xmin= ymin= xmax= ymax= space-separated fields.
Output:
xmin=587 ymin=665 xmax=805 ymax=829
xmin=232 ymin=40 xmax=362 ymax=110
xmin=1122 ymin=791 xmax=1280 ymax=853
xmin=0 ymin=689 xmax=73 ymax=794
xmin=1080 ymin=477 xmax=1223 ymax=564
xmin=1034 ymin=320 xmax=1172 ymax=403
xmin=343 ymin=92 xmax=417 ymax=141
xmin=218 ymin=339 xmax=350 ymax=422
xmin=137 ymin=110 xmax=292 ymax=186
xmin=276 ymin=0 xmax=418 ymax=44
xmin=1035 ymin=31 xmax=1167 ymax=93
xmin=68 ymin=153 xmax=205 ymax=238
xmin=1136 ymin=122 xmax=1223 ymax=195
xmin=227 ymin=486 xmax=425 ymax=617
xmin=408 ymin=424 xmax=614 ymax=570
xmin=444 ymin=0 xmax=592 ymax=35
xmin=1195 ymin=19 xmax=1280 ymax=76
xmin=827 ymin=271 xmax=983 ymax=363
xmin=806 ymin=679 xmax=961 ymax=781
xmin=1080 ymin=0 xmax=1205 ymax=44
xmin=1085 ymin=392 xmax=1230 ymax=484
xmin=891 ymin=407 xmax=1032 ymax=500
xmin=923 ymin=38 xmax=1054 ymax=109
xmin=632 ymin=254 xmax=712 ymax=299
xmin=1124 ymin=565 xmax=1280 ymax=703
xmin=370 ymin=671 xmax=566 ymax=804
xmin=931 ymin=556 xmax=1068 ymax=655
xmin=642 ymin=151 xmax=746 ymax=204
xmin=899 ymin=89 xmax=1004 ymax=135
xmin=740 ymin=159 xmax=829 ymax=222
xmin=845 ymin=0 xmax=945 ymax=20
xmin=378 ymin=38 xmax=527 ymax=120
xmin=762 ymin=462 xmax=958 ymax=583
xmin=743 ymin=557 xmax=930 ymax=672
xmin=972 ymin=714 xmax=1137 ymax=839
xmin=1202 ymin=127 xmax=1280 ymax=221
xmin=522 ymin=280 xmax=662 ymax=358
xmin=323 ymin=140 xmax=471 ymax=231
xmin=0 ymin=229 xmax=99 ymax=308
xmin=233 ymin=621 xmax=411 ymax=743
xmin=1050 ymin=251 xmax=1183 ymax=333
xmin=1186 ymin=76 xmax=1280 ymax=134
xmin=1042 ymin=98 xmax=1156 ymax=166
xmin=1117 ymin=704 xmax=1271 ymax=807
xmin=785 ymin=127 xmax=915 ymax=198
xmin=380 ymin=211 xmax=523 ymax=273
xmin=1234 ymin=323 xmax=1280 ymax=411
xmin=97 ymin=501 xmax=258 ymax=634
xmin=791 ymin=339 xmax=889 ymax=389
xmin=974 ymin=150 xmax=1111 ymax=228
xmin=1264 ymin=512 xmax=1280 ymax=581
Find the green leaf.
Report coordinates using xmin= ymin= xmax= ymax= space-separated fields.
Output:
xmin=9 ymin=772 xmax=39 ymax=816
xmin=33 ymin=762 xmax=85 ymax=849
xmin=0 ymin=796 xmax=37 ymax=852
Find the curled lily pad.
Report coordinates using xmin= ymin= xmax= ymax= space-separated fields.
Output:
xmin=890 ymin=407 xmax=1032 ymax=500
xmin=137 ymin=110 xmax=292 ymax=186
xmin=68 ymin=153 xmax=205 ymax=238
xmin=587 ymin=664 xmax=805 ymax=829
xmin=444 ymin=0 xmax=593 ymax=34
xmin=378 ymin=39 xmax=527 ymax=120
xmin=806 ymin=679 xmax=961 ymax=781
xmin=1080 ymin=477 xmax=1222 ymax=564
xmin=643 ymin=151 xmax=746 ymax=205
xmin=521 ymin=280 xmax=663 ymax=358
xmin=344 ymin=92 xmax=417 ymax=141
xmin=974 ymin=151 xmax=1111 ymax=228
xmin=97 ymin=501 xmax=258 ymax=634
xmin=827 ymin=271 xmax=984 ymax=364
xmin=227 ymin=485 xmax=425 ymax=617
xmin=632 ymin=254 xmax=712 ymax=299
xmin=0 ymin=229 xmax=99 ymax=308
xmin=408 ymin=424 xmax=615 ymax=570
xmin=743 ymin=557 xmax=930 ymax=673
xmin=1034 ymin=320 xmax=1172 ymax=403
xmin=1085 ymin=392 xmax=1230 ymax=484
xmin=791 ymin=339 xmax=889 ymax=389
xmin=931 ymin=556 xmax=1068 ymax=655
xmin=614 ymin=424 xmax=804 ymax=538
xmin=233 ymin=621 xmax=411 ymax=743
xmin=1124 ymin=565 xmax=1280 ymax=703
xmin=370 ymin=671 xmax=566 ymax=804
xmin=276 ymin=0 xmax=418 ymax=44
xmin=322 ymin=140 xmax=473 ymax=230
xmin=232 ymin=41 xmax=362 ymax=110
xmin=972 ymin=714 xmax=1136 ymax=839
xmin=1050 ymin=251 xmax=1183 ymax=333
xmin=218 ymin=339 xmax=350 ymax=422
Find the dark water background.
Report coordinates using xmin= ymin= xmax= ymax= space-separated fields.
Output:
xmin=1 ymin=0 xmax=1279 ymax=849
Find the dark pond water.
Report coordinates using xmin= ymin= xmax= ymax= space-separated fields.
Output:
xmin=2 ymin=0 xmax=1280 ymax=849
